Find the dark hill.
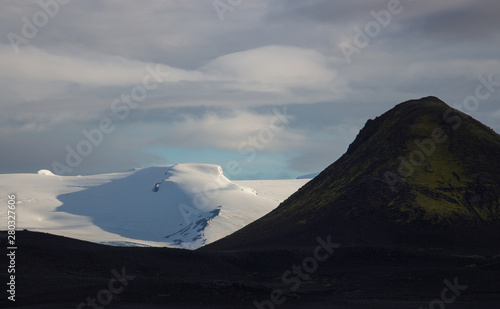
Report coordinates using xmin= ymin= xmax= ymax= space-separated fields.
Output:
xmin=205 ymin=97 xmax=500 ymax=254
xmin=4 ymin=97 xmax=500 ymax=308
xmin=4 ymin=230 xmax=500 ymax=308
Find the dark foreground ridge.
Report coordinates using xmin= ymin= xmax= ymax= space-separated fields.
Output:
xmin=206 ymin=96 xmax=500 ymax=253
xmin=2 ymin=97 xmax=500 ymax=308
xmin=1 ymin=231 xmax=500 ymax=308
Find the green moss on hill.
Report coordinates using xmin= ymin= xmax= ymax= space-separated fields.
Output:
xmin=208 ymin=97 xmax=500 ymax=251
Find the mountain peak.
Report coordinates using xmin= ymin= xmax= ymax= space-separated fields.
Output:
xmin=346 ymin=96 xmax=453 ymax=154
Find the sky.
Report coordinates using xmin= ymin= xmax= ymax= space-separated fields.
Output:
xmin=1 ymin=0 xmax=499 ymax=179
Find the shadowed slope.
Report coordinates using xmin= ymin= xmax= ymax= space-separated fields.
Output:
xmin=205 ymin=97 xmax=500 ymax=253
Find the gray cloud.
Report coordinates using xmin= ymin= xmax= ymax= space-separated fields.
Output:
xmin=0 ymin=0 xmax=499 ymax=178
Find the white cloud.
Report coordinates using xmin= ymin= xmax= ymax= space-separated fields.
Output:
xmin=1 ymin=0 xmax=499 ymax=177
xmin=126 ymin=109 xmax=308 ymax=152
xmin=0 ymin=45 xmax=204 ymax=86
xmin=0 ymin=43 xmax=338 ymax=92
xmin=0 ymin=43 xmax=344 ymax=130
xmin=201 ymin=45 xmax=338 ymax=92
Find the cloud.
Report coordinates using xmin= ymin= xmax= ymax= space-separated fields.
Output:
xmin=111 ymin=108 xmax=307 ymax=152
xmin=0 ymin=0 xmax=499 ymax=178
xmin=0 ymin=44 xmax=205 ymax=86
xmin=0 ymin=44 xmax=342 ymax=134
xmin=201 ymin=45 xmax=337 ymax=92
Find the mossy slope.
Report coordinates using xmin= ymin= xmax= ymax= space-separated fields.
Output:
xmin=207 ymin=97 xmax=500 ymax=252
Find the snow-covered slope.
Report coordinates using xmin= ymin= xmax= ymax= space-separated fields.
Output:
xmin=0 ymin=164 xmax=309 ymax=249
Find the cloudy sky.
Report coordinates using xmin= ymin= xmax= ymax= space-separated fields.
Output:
xmin=1 ymin=0 xmax=499 ymax=179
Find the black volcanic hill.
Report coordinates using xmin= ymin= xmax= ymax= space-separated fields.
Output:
xmin=206 ymin=96 xmax=500 ymax=253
